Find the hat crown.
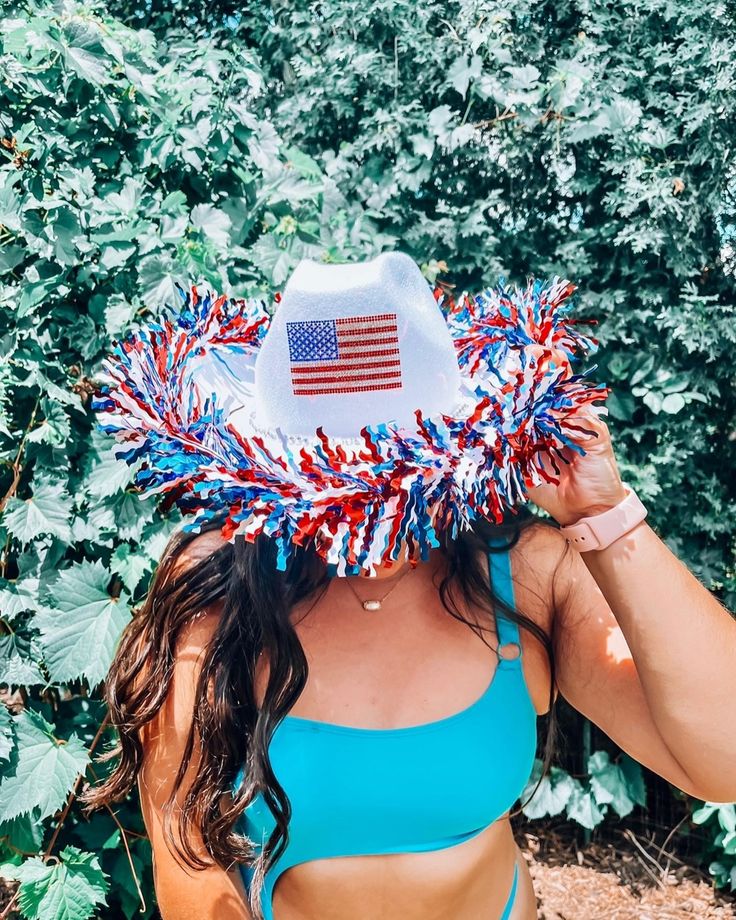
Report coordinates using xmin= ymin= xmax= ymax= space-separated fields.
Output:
xmin=254 ymin=251 xmax=461 ymax=438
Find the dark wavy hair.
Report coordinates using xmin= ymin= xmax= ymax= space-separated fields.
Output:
xmin=84 ymin=509 xmax=565 ymax=918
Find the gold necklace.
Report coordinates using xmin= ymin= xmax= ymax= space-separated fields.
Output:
xmin=344 ymin=563 xmax=413 ymax=611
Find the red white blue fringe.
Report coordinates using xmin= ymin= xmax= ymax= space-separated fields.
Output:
xmin=92 ymin=277 xmax=609 ymax=576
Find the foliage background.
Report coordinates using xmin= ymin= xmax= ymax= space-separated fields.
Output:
xmin=1 ymin=0 xmax=735 ymax=916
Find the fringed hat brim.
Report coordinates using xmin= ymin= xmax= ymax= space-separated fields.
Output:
xmin=93 ymin=277 xmax=609 ymax=575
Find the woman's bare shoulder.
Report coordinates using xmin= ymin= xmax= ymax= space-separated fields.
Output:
xmin=140 ymin=533 xmax=229 ymax=747
xmin=167 ymin=530 xmax=229 ymax=655
xmin=170 ymin=528 xmax=229 ymax=575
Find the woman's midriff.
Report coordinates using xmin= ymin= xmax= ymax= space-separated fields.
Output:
xmin=271 ymin=815 xmax=537 ymax=920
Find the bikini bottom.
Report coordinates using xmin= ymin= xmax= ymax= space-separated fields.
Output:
xmin=500 ymin=861 xmax=519 ymax=920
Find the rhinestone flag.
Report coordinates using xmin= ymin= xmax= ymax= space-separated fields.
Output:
xmin=286 ymin=313 xmax=402 ymax=396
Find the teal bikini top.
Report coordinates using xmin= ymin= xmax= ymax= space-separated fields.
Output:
xmin=234 ymin=543 xmax=538 ymax=920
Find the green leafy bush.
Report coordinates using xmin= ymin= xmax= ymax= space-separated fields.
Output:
xmin=1 ymin=0 xmax=735 ymax=915
xmin=0 ymin=2 xmax=372 ymax=915
xmin=692 ymin=803 xmax=736 ymax=891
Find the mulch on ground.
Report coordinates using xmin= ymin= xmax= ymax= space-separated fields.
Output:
xmin=518 ymin=817 xmax=736 ymax=919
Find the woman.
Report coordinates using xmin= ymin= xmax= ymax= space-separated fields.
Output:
xmin=87 ymin=253 xmax=736 ymax=920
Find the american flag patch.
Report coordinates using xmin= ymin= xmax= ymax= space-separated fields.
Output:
xmin=286 ymin=313 xmax=402 ymax=396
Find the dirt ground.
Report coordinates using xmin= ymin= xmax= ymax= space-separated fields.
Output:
xmin=518 ymin=817 xmax=736 ymax=920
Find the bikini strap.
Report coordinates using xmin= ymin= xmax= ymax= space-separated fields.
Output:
xmin=487 ymin=538 xmax=522 ymax=656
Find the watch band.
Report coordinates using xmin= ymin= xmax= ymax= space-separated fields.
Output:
xmin=558 ymin=486 xmax=648 ymax=551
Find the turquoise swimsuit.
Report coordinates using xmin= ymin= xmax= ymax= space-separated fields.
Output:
xmin=235 ymin=541 xmax=537 ymax=919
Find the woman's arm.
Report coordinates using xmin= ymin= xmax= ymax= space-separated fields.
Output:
xmin=560 ymin=517 xmax=736 ymax=803
xmin=138 ymin=535 xmax=252 ymax=919
xmin=528 ymin=405 xmax=736 ymax=803
xmin=530 ymin=514 xmax=736 ymax=804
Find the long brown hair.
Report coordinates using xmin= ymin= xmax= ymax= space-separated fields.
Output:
xmin=85 ymin=509 xmax=565 ymax=917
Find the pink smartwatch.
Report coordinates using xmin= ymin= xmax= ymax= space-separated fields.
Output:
xmin=558 ymin=486 xmax=647 ymax=551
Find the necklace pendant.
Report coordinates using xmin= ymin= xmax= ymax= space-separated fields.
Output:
xmin=362 ymin=600 xmax=382 ymax=611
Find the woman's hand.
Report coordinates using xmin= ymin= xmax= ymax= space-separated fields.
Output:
xmin=526 ymin=405 xmax=628 ymax=527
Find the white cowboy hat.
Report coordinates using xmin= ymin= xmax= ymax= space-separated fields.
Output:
xmin=93 ymin=251 xmax=608 ymax=575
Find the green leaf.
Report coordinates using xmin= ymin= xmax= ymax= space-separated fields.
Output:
xmin=1 ymin=845 xmax=108 ymax=920
xmin=566 ymin=117 xmax=609 ymax=143
xmin=0 ymin=710 xmax=88 ymax=822
xmin=723 ymin=832 xmax=736 ymax=855
xmin=35 ymin=559 xmax=131 ymax=687
xmin=660 ymin=392 xmax=686 ymax=414
xmin=692 ymin=803 xmax=720 ymax=825
xmin=605 ymin=390 xmax=637 ymax=422
xmin=0 ymin=813 xmax=45 ymax=854
xmin=17 ymin=274 xmax=63 ymax=319
xmin=85 ymin=448 xmax=135 ymax=499
xmin=62 ymin=20 xmax=111 ymax=87
xmin=505 ymin=63 xmax=541 ymax=89
xmin=707 ymin=859 xmax=731 ymax=888
xmin=99 ymin=243 xmax=136 ymax=272
xmin=659 ymin=372 xmax=691 ymax=394
xmin=447 ymin=54 xmax=482 ymax=97
xmin=190 ymin=204 xmax=232 ymax=248
xmin=105 ymin=491 xmax=154 ymax=542
xmin=137 ymin=254 xmax=180 ymax=309
xmin=601 ymin=97 xmax=642 ymax=132
xmin=47 ymin=208 xmax=82 ymax=267
xmin=0 ymin=634 xmax=45 ymax=688
xmin=566 ymin=783 xmax=606 ymax=829
xmin=102 ymin=295 xmax=136 ymax=338
xmin=2 ymin=480 xmax=73 ymax=545
xmin=283 ymin=145 xmax=323 ymax=180
xmin=0 ymin=704 xmax=14 ymax=762
xmin=109 ymin=848 xmax=145 ymax=920
xmin=521 ymin=761 xmax=578 ymax=819
xmin=26 ymin=400 xmax=71 ymax=448
xmin=0 ymin=583 xmax=36 ymax=622
xmin=620 ymin=753 xmax=647 ymax=807
xmin=718 ymin=805 xmax=736 ymax=834
xmin=110 ymin=543 xmax=151 ymax=595
xmin=73 ymin=815 xmax=121 ymax=853
xmin=642 ymin=390 xmax=663 ymax=414
xmin=0 ymin=244 xmax=25 ymax=274
xmin=588 ymin=750 xmax=636 ymax=817
xmin=630 ymin=353 xmax=656 ymax=385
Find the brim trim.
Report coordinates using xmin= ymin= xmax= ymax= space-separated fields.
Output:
xmin=92 ymin=277 xmax=609 ymax=575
